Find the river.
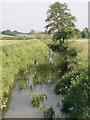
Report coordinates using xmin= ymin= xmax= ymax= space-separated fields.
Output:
xmin=3 ymin=49 xmax=66 ymax=118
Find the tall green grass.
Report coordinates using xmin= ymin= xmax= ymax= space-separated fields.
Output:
xmin=1 ymin=39 xmax=50 ymax=109
xmin=55 ymin=41 xmax=89 ymax=119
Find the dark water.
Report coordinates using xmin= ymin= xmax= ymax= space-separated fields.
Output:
xmin=3 ymin=49 xmax=66 ymax=118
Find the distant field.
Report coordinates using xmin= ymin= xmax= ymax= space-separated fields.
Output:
xmin=0 ymin=34 xmax=14 ymax=39
xmin=76 ymin=39 xmax=88 ymax=43
xmin=0 ymin=33 xmax=51 ymax=41
xmin=0 ymin=38 xmax=53 ymax=47
xmin=0 ymin=40 xmax=29 ymax=46
xmin=0 ymin=38 xmax=88 ymax=46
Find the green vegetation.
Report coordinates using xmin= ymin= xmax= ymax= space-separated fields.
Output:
xmin=0 ymin=34 xmax=14 ymax=40
xmin=33 ymin=63 xmax=61 ymax=85
xmin=0 ymin=27 xmax=89 ymax=41
xmin=33 ymin=53 xmax=68 ymax=85
xmin=0 ymin=32 xmax=51 ymax=40
xmin=42 ymin=106 xmax=55 ymax=119
xmin=1 ymin=1 xmax=89 ymax=119
xmin=72 ymin=28 xmax=82 ymax=39
xmin=54 ymin=41 xmax=89 ymax=118
xmin=45 ymin=2 xmax=76 ymax=44
xmin=2 ymin=30 xmax=19 ymax=36
xmin=81 ymin=28 xmax=89 ymax=39
xmin=30 ymin=93 xmax=47 ymax=107
xmin=1 ymin=38 xmax=67 ymax=110
xmin=1 ymin=39 xmax=50 ymax=109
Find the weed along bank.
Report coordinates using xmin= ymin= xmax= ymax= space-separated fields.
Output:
xmin=1 ymin=1 xmax=89 ymax=119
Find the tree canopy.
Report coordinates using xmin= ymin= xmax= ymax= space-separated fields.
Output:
xmin=81 ymin=28 xmax=89 ymax=39
xmin=2 ymin=30 xmax=19 ymax=36
xmin=72 ymin=28 xmax=82 ymax=39
xmin=45 ymin=2 xmax=76 ymax=44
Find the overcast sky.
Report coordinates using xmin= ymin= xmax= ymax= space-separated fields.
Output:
xmin=0 ymin=0 xmax=88 ymax=33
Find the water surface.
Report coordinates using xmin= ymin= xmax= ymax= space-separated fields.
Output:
xmin=3 ymin=49 xmax=66 ymax=118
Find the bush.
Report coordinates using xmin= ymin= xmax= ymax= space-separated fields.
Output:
xmin=68 ymin=48 xmax=77 ymax=57
xmin=49 ymin=43 xmax=68 ymax=53
xmin=60 ymin=66 xmax=89 ymax=118
xmin=54 ymin=41 xmax=88 ymax=119
xmin=62 ymin=77 xmax=89 ymax=118
xmin=54 ymin=75 xmax=71 ymax=95
xmin=59 ymin=45 xmax=68 ymax=52
xmin=48 ymin=44 xmax=59 ymax=51
xmin=42 ymin=107 xmax=55 ymax=119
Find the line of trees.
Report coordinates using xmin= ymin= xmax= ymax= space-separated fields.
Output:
xmin=2 ymin=30 xmax=20 ymax=36
xmin=1 ymin=29 xmax=44 ymax=36
xmin=70 ymin=27 xmax=89 ymax=39
xmin=1 ymin=28 xmax=89 ymax=39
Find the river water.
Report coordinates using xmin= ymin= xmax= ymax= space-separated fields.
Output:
xmin=3 ymin=49 xmax=66 ymax=118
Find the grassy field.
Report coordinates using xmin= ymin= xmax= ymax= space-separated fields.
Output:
xmin=0 ymin=39 xmax=53 ymax=46
xmin=0 ymin=33 xmax=51 ymax=40
xmin=0 ymin=34 xmax=14 ymax=40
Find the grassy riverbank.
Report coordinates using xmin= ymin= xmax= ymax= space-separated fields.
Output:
xmin=54 ymin=41 xmax=89 ymax=119
xmin=1 ymin=39 xmax=51 ymax=108
xmin=1 ymin=38 xmax=67 ymax=111
xmin=1 ymin=38 xmax=89 ymax=119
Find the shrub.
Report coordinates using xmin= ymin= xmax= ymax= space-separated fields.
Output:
xmin=59 ymin=45 xmax=68 ymax=52
xmin=61 ymin=66 xmax=89 ymax=118
xmin=68 ymin=48 xmax=77 ymax=57
xmin=54 ymin=75 xmax=71 ymax=95
xmin=42 ymin=106 xmax=55 ymax=119
xmin=30 ymin=93 xmax=47 ymax=107
xmin=54 ymin=41 xmax=88 ymax=119
xmin=49 ymin=43 xmax=68 ymax=53
xmin=62 ymin=78 xmax=89 ymax=118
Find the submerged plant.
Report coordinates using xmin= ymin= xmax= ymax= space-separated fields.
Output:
xmin=30 ymin=93 xmax=47 ymax=107
xmin=42 ymin=106 xmax=55 ymax=120
xmin=18 ymin=80 xmax=28 ymax=90
xmin=30 ymin=84 xmax=33 ymax=89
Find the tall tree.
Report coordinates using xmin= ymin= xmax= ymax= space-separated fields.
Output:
xmin=45 ymin=2 xmax=76 ymax=44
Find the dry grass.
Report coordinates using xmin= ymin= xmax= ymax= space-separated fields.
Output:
xmin=0 ymin=40 xmax=27 ymax=46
